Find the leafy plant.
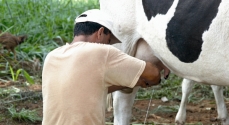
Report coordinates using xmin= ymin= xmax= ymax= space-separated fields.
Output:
xmin=9 ymin=66 xmax=34 ymax=84
xmin=7 ymin=106 xmax=41 ymax=123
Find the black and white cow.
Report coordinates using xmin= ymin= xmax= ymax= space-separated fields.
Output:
xmin=100 ymin=0 xmax=229 ymax=124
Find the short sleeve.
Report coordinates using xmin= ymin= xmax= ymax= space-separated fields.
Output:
xmin=104 ymin=46 xmax=146 ymax=88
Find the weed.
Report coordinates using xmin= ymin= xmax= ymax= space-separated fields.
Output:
xmin=7 ymin=106 xmax=41 ymax=123
xmin=151 ymin=105 xmax=179 ymax=114
xmin=0 ymin=87 xmax=19 ymax=98
xmin=9 ymin=66 xmax=34 ymax=84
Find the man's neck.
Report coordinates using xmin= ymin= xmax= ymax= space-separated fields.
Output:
xmin=71 ymin=34 xmax=96 ymax=44
xmin=71 ymin=35 xmax=89 ymax=44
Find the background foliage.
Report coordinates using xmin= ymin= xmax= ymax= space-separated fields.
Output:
xmin=0 ymin=0 xmax=99 ymax=58
xmin=0 ymin=0 xmax=99 ymax=81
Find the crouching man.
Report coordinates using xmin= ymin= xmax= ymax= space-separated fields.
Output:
xmin=42 ymin=9 xmax=161 ymax=125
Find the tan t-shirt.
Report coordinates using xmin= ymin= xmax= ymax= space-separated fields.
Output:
xmin=42 ymin=42 xmax=146 ymax=125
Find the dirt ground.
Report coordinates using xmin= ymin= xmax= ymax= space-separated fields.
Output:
xmin=0 ymin=84 xmax=227 ymax=125
xmin=106 ymin=99 xmax=223 ymax=125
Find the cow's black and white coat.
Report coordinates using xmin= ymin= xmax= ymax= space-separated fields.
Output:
xmin=100 ymin=0 xmax=229 ymax=124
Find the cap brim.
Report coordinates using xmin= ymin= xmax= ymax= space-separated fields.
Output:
xmin=110 ymin=33 xmax=121 ymax=44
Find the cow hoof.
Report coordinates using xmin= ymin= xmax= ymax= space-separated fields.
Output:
xmin=175 ymin=121 xmax=185 ymax=125
xmin=219 ymin=118 xmax=229 ymax=125
xmin=210 ymin=117 xmax=218 ymax=122
xmin=121 ymin=88 xmax=133 ymax=94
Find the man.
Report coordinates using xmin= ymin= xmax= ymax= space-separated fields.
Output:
xmin=42 ymin=9 xmax=161 ymax=125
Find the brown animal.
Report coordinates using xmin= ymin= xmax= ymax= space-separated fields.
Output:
xmin=0 ymin=31 xmax=27 ymax=60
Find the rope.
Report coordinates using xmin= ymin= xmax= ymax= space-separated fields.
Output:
xmin=143 ymin=89 xmax=153 ymax=125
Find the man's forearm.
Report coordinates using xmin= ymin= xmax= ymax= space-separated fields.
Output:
xmin=108 ymin=85 xmax=130 ymax=93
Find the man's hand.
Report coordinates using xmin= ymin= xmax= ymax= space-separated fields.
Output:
xmin=138 ymin=62 xmax=161 ymax=87
xmin=136 ymin=78 xmax=160 ymax=88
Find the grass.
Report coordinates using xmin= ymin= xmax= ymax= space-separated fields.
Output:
xmin=0 ymin=0 xmax=99 ymax=61
xmin=0 ymin=82 xmax=42 ymax=124
xmin=8 ymin=106 xmax=41 ymax=123
xmin=0 ymin=0 xmax=99 ymax=80
xmin=151 ymin=105 xmax=180 ymax=114
xmin=0 ymin=87 xmax=18 ymax=98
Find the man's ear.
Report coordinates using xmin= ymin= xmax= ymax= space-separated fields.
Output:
xmin=97 ymin=27 xmax=104 ymax=40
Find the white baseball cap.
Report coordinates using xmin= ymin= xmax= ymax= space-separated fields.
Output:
xmin=75 ymin=9 xmax=121 ymax=44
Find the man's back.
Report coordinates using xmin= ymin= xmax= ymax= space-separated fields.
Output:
xmin=42 ymin=42 xmax=145 ymax=125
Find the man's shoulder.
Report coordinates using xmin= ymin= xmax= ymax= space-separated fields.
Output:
xmin=84 ymin=42 xmax=113 ymax=52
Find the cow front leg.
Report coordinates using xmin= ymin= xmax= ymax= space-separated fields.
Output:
xmin=211 ymin=85 xmax=229 ymax=125
xmin=113 ymin=86 xmax=140 ymax=125
xmin=175 ymin=79 xmax=194 ymax=125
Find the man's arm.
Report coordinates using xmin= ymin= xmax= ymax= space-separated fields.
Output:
xmin=108 ymin=79 xmax=145 ymax=93
xmin=108 ymin=62 xmax=161 ymax=93
xmin=108 ymin=86 xmax=129 ymax=93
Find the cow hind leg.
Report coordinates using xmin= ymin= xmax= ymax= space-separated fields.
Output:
xmin=112 ymin=38 xmax=168 ymax=125
xmin=113 ymin=86 xmax=140 ymax=125
xmin=175 ymin=81 xmax=229 ymax=125
xmin=211 ymin=85 xmax=229 ymax=125
xmin=175 ymin=79 xmax=194 ymax=125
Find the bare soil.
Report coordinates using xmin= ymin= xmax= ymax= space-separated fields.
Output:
xmin=106 ymin=99 xmax=224 ymax=125
xmin=0 ymin=83 xmax=227 ymax=125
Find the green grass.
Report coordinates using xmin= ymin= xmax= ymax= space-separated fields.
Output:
xmin=0 ymin=87 xmax=18 ymax=98
xmin=0 ymin=0 xmax=99 ymax=61
xmin=8 ymin=106 xmax=41 ymax=123
xmin=151 ymin=105 xmax=179 ymax=114
xmin=0 ymin=0 xmax=99 ymax=81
